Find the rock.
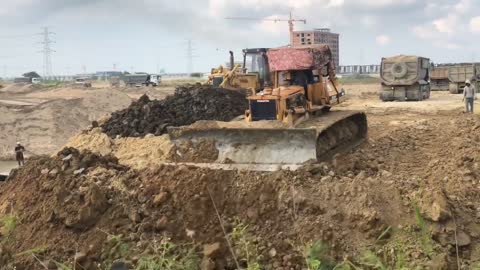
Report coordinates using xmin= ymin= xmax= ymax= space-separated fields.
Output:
xmin=62 ymin=154 xmax=73 ymax=161
xmin=41 ymin=168 xmax=49 ymax=175
xmin=152 ymin=192 xmax=169 ymax=206
xmin=355 ymin=171 xmax=366 ymax=180
xmin=200 ymin=257 xmax=215 ymax=270
xmin=74 ymin=168 xmax=85 ymax=175
xmin=428 ymin=253 xmax=448 ymax=270
xmin=457 ymin=231 xmax=471 ymax=247
xmin=137 ymin=194 xmax=148 ymax=204
xmin=380 ymin=170 xmax=392 ymax=177
xmin=203 ymin=242 xmax=221 ymax=258
xmin=306 ymin=163 xmax=324 ymax=175
xmin=111 ymin=260 xmax=128 ymax=270
xmin=269 ymin=248 xmax=277 ymax=258
xmin=420 ymin=190 xmax=451 ymax=222
xmin=128 ymin=210 xmax=141 ymax=224
xmin=154 ymin=216 xmax=169 ymax=231
xmin=49 ymin=169 xmax=59 ymax=177
xmin=74 ymin=252 xmax=87 ymax=263
xmin=320 ymin=176 xmax=333 ymax=182
xmin=247 ymin=208 xmax=259 ymax=220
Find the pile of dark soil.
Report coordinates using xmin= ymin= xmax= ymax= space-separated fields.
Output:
xmin=102 ymin=85 xmax=247 ymax=137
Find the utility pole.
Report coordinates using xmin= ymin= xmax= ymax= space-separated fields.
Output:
xmin=39 ymin=27 xmax=55 ymax=76
xmin=187 ymin=39 xmax=194 ymax=75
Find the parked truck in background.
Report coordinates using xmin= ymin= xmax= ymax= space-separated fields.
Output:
xmin=380 ymin=55 xmax=431 ymax=101
xmin=430 ymin=65 xmax=450 ymax=91
xmin=13 ymin=77 xmax=41 ymax=84
xmin=124 ymin=74 xmax=161 ymax=87
xmin=73 ymin=77 xmax=92 ymax=88
xmin=447 ymin=63 xmax=479 ymax=94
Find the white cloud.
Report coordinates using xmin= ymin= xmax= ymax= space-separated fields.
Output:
xmin=471 ymin=17 xmax=480 ymax=33
xmin=328 ymin=0 xmax=344 ymax=7
xmin=454 ymin=0 xmax=471 ymax=13
xmin=375 ymin=35 xmax=390 ymax=45
xmin=432 ymin=15 xmax=457 ymax=34
xmin=442 ymin=43 xmax=461 ymax=50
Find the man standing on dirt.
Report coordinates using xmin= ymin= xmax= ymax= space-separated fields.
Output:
xmin=14 ymin=142 xmax=25 ymax=166
xmin=463 ymin=80 xmax=476 ymax=113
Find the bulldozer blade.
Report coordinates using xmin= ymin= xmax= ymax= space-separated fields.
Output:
xmin=167 ymin=110 xmax=367 ymax=168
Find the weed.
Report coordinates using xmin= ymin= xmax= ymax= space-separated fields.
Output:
xmin=413 ymin=203 xmax=434 ymax=257
xmin=0 ymin=214 xmax=17 ymax=238
xmin=229 ymin=222 xmax=262 ymax=270
xmin=15 ymin=246 xmax=48 ymax=257
xmin=301 ymin=241 xmax=338 ymax=270
xmin=135 ymin=237 xmax=199 ymax=270
xmin=360 ymin=251 xmax=387 ymax=270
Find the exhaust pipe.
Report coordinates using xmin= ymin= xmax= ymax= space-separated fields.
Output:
xmin=229 ymin=51 xmax=234 ymax=70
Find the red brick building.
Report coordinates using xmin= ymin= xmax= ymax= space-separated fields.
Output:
xmin=292 ymin=28 xmax=339 ymax=68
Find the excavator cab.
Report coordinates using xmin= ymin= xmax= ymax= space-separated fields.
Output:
xmin=242 ymin=48 xmax=271 ymax=90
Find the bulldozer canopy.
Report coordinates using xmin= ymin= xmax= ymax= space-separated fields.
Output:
xmin=267 ymin=45 xmax=333 ymax=72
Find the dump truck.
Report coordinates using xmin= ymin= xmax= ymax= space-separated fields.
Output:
xmin=124 ymin=74 xmax=161 ymax=87
xmin=430 ymin=65 xmax=450 ymax=91
xmin=167 ymin=45 xmax=367 ymax=170
xmin=13 ymin=77 xmax=40 ymax=84
xmin=207 ymin=49 xmax=269 ymax=93
xmin=447 ymin=63 xmax=479 ymax=94
xmin=380 ymin=55 xmax=431 ymax=101
xmin=73 ymin=77 xmax=92 ymax=88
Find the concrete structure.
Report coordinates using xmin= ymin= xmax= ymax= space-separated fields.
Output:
xmin=292 ymin=28 xmax=339 ymax=68
xmin=339 ymin=65 xmax=380 ymax=75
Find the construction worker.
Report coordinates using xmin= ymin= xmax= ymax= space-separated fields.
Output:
xmin=14 ymin=142 xmax=25 ymax=166
xmin=463 ymin=80 xmax=476 ymax=113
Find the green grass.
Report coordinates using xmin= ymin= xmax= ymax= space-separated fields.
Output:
xmin=0 ymin=214 xmax=17 ymax=241
xmin=134 ymin=237 xmax=199 ymax=270
xmin=413 ymin=203 xmax=434 ymax=257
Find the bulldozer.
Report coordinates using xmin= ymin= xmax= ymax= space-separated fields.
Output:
xmin=169 ymin=45 xmax=367 ymax=170
xmin=206 ymin=48 xmax=270 ymax=93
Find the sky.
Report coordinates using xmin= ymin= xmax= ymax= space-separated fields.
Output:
xmin=0 ymin=0 xmax=479 ymax=76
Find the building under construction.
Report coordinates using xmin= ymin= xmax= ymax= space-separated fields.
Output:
xmin=292 ymin=28 xmax=339 ymax=68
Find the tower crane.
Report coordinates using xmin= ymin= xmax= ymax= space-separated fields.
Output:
xmin=225 ymin=12 xmax=306 ymax=46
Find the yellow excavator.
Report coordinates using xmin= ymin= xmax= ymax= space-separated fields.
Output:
xmin=169 ymin=45 xmax=367 ymax=169
xmin=206 ymin=49 xmax=270 ymax=93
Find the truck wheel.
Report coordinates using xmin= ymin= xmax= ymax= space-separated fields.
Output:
xmin=391 ymin=62 xmax=408 ymax=79
xmin=449 ymin=83 xmax=458 ymax=94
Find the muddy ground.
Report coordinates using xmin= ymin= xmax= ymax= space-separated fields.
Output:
xmin=1 ymin=82 xmax=480 ymax=269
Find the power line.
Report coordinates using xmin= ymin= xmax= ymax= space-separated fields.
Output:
xmin=38 ymin=27 xmax=55 ymax=76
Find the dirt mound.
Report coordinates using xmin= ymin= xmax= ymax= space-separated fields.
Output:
xmin=65 ymin=129 xmax=174 ymax=170
xmin=3 ymin=110 xmax=480 ymax=269
xmin=102 ymin=84 xmax=247 ymax=138
xmin=0 ymin=88 xmax=132 ymax=159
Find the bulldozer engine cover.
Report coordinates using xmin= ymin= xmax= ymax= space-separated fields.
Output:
xmin=167 ymin=110 xmax=367 ymax=169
